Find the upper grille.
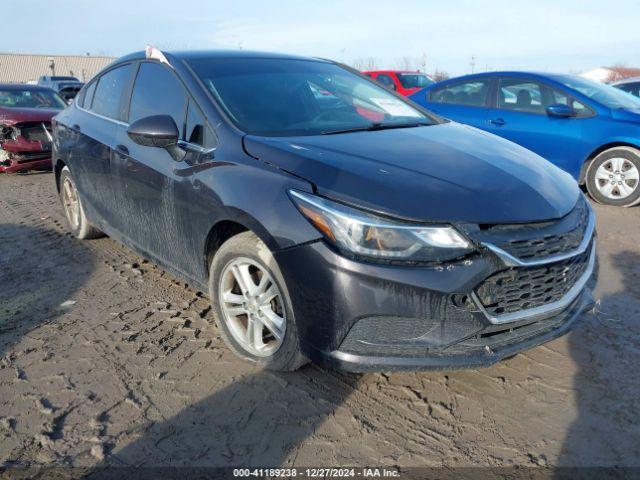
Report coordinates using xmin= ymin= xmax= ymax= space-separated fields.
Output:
xmin=462 ymin=195 xmax=590 ymax=261
xmin=475 ymin=241 xmax=593 ymax=316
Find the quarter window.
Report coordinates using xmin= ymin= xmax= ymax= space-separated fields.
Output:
xmin=549 ymin=88 xmax=591 ymax=117
xmin=82 ymin=80 xmax=97 ymax=109
xmin=128 ymin=62 xmax=187 ymax=131
xmin=91 ymin=64 xmax=134 ymax=120
xmin=430 ymin=79 xmax=490 ymax=106
xmin=185 ymin=100 xmax=216 ymax=147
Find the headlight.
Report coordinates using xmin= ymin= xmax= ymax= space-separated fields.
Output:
xmin=289 ymin=190 xmax=473 ymax=263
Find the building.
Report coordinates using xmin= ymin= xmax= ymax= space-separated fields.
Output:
xmin=579 ymin=66 xmax=640 ymax=84
xmin=0 ymin=53 xmax=116 ymax=84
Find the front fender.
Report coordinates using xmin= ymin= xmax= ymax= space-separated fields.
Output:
xmin=185 ymin=157 xmax=322 ymax=283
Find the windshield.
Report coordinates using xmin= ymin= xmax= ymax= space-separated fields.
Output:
xmin=396 ymin=73 xmax=434 ymax=89
xmin=187 ymin=58 xmax=437 ymax=136
xmin=0 ymin=89 xmax=67 ymax=109
xmin=557 ymin=75 xmax=640 ymax=110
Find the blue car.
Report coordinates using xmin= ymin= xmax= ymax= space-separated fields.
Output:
xmin=409 ymin=72 xmax=640 ymax=206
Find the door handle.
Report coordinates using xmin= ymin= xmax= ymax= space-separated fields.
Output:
xmin=489 ymin=118 xmax=506 ymax=126
xmin=115 ymin=144 xmax=129 ymax=156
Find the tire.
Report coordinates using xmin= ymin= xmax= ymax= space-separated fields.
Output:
xmin=58 ymin=166 xmax=103 ymax=239
xmin=208 ymin=231 xmax=308 ymax=371
xmin=586 ymin=147 xmax=640 ymax=207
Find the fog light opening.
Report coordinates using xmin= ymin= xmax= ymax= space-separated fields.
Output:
xmin=451 ymin=293 xmax=477 ymax=311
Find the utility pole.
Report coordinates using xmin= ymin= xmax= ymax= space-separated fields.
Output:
xmin=470 ymin=55 xmax=476 ymax=74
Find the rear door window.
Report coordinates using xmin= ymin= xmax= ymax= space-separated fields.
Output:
xmin=430 ymin=79 xmax=490 ymax=106
xmin=91 ymin=64 xmax=134 ymax=120
xmin=128 ymin=62 xmax=187 ymax=133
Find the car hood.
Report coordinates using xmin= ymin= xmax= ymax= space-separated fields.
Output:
xmin=243 ymin=122 xmax=580 ymax=224
xmin=0 ymin=107 xmax=61 ymax=125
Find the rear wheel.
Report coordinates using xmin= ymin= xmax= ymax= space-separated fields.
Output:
xmin=59 ymin=166 xmax=103 ymax=239
xmin=586 ymin=147 xmax=640 ymax=206
xmin=209 ymin=231 xmax=308 ymax=371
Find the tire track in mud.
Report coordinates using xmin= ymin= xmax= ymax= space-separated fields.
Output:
xmin=1 ymin=172 xmax=639 ymax=468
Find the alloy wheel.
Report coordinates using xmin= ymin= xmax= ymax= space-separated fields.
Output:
xmin=62 ymin=177 xmax=81 ymax=230
xmin=594 ymin=157 xmax=640 ymax=200
xmin=218 ymin=257 xmax=286 ymax=357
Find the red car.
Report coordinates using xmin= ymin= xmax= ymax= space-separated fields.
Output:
xmin=363 ymin=70 xmax=435 ymax=97
xmin=0 ymin=84 xmax=66 ymax=174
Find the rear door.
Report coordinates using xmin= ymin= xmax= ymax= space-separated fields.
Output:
xmin=485 ymin=76 xmax=593 ymax=176
xmin=421 ymin=77 xmax=491 ymax=128
xmin=72 ymin=63 xmax=135 ymax=225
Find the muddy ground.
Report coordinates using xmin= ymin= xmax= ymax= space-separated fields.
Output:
xmin=0 ymin=171 xmax=639 ymax=470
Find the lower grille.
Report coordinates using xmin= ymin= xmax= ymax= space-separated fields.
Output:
xmin=475 ymin=241 xmax=593 ymax=316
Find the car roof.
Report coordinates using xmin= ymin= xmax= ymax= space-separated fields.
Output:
xmin=364 ymin=70 xmax=425 ymax=74
xmin=423 ymin=71 xmax=584 ymax=90
xmin=0 ymin=83 xmax=56 ymax=91
xmin=117 ymin=49 xmax=330 ymax=64
xmin=439 ymin=71 xmax=568 ymax=80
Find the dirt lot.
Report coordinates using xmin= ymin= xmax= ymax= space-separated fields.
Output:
xmin=0 ymin=171 xmax=639 ymax=470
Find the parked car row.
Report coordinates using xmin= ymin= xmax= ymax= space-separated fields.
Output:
xmin=51 ymin=48 xmax=596 ymax=372
xmin=37 ymin=75 xmax=84 ymax=103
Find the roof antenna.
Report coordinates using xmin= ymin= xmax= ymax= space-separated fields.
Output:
xmin=145 ymin=45 xmax=172 ymax=68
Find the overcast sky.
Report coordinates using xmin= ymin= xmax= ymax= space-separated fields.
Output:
xmin=4 ymin=0 xmax=639 ymax=76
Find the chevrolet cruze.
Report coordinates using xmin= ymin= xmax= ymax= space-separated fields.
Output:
xmin=52 ymin=48 xmax=596 ymax=372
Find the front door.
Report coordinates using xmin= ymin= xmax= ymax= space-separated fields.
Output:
xmin=485 ymin=76 xmax=592 ymax=178
xmin=111 ymin=61 xmax=217 ymax=278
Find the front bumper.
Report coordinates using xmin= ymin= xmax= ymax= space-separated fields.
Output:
xmin=0 ymin=156 xmax=52 ymax=173
xmin=274 ymin=239 xmax=595 ymax=373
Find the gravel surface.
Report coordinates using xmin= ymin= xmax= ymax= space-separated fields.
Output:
xmin=0 ymin=171 xmax=639 ymax=469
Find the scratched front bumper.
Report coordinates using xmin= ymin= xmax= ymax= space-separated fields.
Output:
xmin=274 ymin=240 xmax=595 ymax=372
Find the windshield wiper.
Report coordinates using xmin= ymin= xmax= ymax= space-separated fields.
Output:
xmin=321 ymin=121 xmax=431 ymax=135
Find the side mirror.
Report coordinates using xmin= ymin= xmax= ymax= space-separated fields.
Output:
xmin=546 ymin=104 xmax=575 ymax=118
xmin=127 ymin=115 xmax=179 ymax=148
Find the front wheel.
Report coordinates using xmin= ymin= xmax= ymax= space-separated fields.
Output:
xmin=208 ymin=231 xmax=308 ymax=371
xmin=586 ymin=147 xmax=640 ymax=206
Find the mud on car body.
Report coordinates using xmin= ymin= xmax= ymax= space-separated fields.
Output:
xmin=52 ymin=47 xmax=596 ymax=372
xmin=0 ymin=84 xmax=66 ymax=173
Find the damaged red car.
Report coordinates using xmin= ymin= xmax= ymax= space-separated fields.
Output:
xmin=0 ymin=84 xmax=66 ymax=173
